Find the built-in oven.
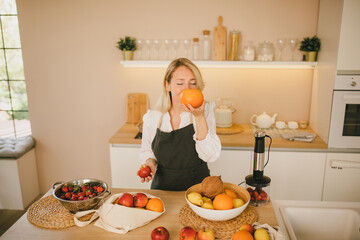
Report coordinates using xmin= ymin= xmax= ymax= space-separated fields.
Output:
xmin=328 ymin=74 xmax=360 ymax=148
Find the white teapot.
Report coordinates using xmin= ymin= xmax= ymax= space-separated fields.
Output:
xmin=250 ymin=112 xmax=278 ymax=129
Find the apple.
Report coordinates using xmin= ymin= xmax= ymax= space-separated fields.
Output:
xmin=118 ymin=193 xmax=133 ymax=207
xmin=239 ymin=223 xmax=255 ymax=234
xmin=179 ymin=226 xmax=196 ymax=240
xmin=138 ymin=165 xmax=151 ymax=178
xmin=197 ymin=228 xmax=215 ymax=240
xmin=151 ymin=226 xmax=169 ymax=240
xmin=133 ymin=192 xmax=148 ymax=208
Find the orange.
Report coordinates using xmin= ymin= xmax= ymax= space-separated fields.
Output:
xmin=224 ymin=189 xmax=238 ymax=199
xmin=232 ymin=230 xmax=254 ymax=240
xmin=180 ymin=89 xmax=204 ymax=108
xmin=145 ymin=198 xmax=164 ymax=212
xmin=213 ymin=193 xmax=233 ymax=210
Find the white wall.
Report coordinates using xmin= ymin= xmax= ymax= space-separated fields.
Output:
xmin=16 ymin=0 xmax=319 ymax=192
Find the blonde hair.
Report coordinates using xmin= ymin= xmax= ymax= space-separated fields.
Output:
xmin=155 ymin=58 xmax=205 ymax=113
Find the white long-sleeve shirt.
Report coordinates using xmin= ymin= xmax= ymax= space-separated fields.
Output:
xmin=139 ymin=101 xmax=221 ymax=165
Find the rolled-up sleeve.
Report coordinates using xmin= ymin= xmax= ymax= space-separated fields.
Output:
xmin=139 ymin=111 xmax=157 ymax=165
xmin=194 ymin=102 xmax=221 ymax=163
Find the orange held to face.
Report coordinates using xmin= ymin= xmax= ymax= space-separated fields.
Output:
xmin=180 ymin=89 xmax=204 ymax=108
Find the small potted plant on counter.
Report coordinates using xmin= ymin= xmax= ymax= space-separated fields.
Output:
xmin=299 ymin=35 xmax=321 ymax=62
xmin=116 ymin=36 xmax=137 ymax=60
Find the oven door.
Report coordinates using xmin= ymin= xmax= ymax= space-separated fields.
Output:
xmin=328 ymin=91 xmax=360 ymax=148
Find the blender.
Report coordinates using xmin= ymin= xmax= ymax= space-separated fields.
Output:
xmin=245 ymin=130 xmax=272 ymax=206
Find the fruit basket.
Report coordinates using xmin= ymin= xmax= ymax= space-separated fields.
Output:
xmin=185 ymin=182 xmax=250 ymax=221
xmin=52 ymin=178 xmax=111 ymax=213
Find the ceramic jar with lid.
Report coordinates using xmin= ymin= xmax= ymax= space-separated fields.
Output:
xmin=243 ymin=42 xmax=256 ymax=61
xmin=257 ymin=41 xmax=275 ymax=61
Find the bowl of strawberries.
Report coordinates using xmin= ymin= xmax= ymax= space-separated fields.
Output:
xmin=52 ymin=178 xmax=111 ymax=213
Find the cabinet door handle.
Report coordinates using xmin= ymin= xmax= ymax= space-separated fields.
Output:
xmin=330 ymin=160 xmax=360 ymax=169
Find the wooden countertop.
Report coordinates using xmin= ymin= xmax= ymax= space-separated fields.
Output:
xmin=110 ymin=123 xmax=328 ymax=150
xmin=1 ymin=188 xmax=278 ymax=240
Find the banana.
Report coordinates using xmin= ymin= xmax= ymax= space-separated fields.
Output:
xmin=187 ymin=192 xmax=203 ymax=206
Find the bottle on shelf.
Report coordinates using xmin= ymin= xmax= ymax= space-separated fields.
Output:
xmin=192 ymin=38 xmax=200 ymax=60
xmin=202 ymin=30 xmax=211 ymax=60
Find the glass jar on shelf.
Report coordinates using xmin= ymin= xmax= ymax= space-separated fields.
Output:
xmin=243 ymin=41 xmax=256 ymax=61
xmin=257 ymin=40 xmax=275 ymax=61
xmin=202 ymin=30 xmax=211 ymax=60
xmin=228 ymin=30 xmax=241 ymax=61
xmin=192 ymin=38 xmax=200 ymax=60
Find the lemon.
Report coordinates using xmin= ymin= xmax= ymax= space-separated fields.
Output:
xmin=201 ymin=201 xmax=214 ymax=209
xmin=202 ymin=196 xmax=212 ymax=203
xmin=233 ymin=198 xmax=245 ymax=208
xmin=187 ymin=192 xmax=203 ymax=206
xmin=254 ymin=228 xmax=269 ymax=240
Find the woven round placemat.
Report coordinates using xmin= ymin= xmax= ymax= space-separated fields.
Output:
xmin=27 ymin=195 xmax=76 ymax=229
xmin=179 ymin=205 xmax=258 ymax=239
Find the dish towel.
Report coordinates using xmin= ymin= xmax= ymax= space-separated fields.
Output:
xmin=252 ymin=222 xmax=286 ymax=240
xmin=280 ymin=131 xmax=316 ymax=143
xmin=73 ymin=192 xmax=165 ymax=234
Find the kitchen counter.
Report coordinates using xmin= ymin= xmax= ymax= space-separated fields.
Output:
xmin=110 ymin=123 xmax=328 ymax=150
xmin=1 ymin=188 xmax=278 ymax=240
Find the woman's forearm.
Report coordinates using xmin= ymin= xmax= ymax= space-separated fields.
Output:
xmin=195 ymin=115 xmax=208 ymax=140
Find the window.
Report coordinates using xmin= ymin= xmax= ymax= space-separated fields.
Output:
xmin=0 ymin=0 xmax=31 ymax=138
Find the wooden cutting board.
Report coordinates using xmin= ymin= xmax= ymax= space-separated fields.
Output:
xmin=216 ymin=124 xmax=244 ymax=135
xmin=213 ymin=16 xmax=227 ymax=61
xmin=126 ymin=93 xmax=149 ymax=124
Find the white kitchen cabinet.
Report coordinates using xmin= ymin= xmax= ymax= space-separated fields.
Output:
xmin=208 ymin=149 xmax=252 ymax=185
xmin=110 ymin=144 xmax=151 ymax=189
xmin=323 ymin=153 xmax=360 ymax=202
xmin=264 ymin=151 xmax=326 ymax=201
xmin=336 ymin=0 xmax=360 ymax=71
xmin=110 ymin=145 xmax=252 ymax=189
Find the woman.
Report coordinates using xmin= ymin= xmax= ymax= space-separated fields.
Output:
xmin=139 ymin=58 xmax=221 ymax=191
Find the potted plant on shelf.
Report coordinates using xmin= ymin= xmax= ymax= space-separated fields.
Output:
xmin=116 ymin=36 xmax=137 ymax=60
xmin=299 ymin=36 xmax=321 ymax=62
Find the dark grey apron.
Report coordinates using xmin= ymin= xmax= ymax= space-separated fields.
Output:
xmin=151 ymin=114 xmax=210 ymax=191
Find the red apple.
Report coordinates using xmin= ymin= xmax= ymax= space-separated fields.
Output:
xmin=138 ymin=165 xmax=151 ymax=178
xmin=133 ymin=192 xmax=149 ymax=208
xmin=179 ymin=226 xmax=196 ymax=240
xmin=239 ymin=223 xmax=255 ymax=234
xmin=197 ymin=228 xmax=215 ymax=240
xmin=151 ymin=226 xmax=169 ymax=240
xmin=118 ymin=193 xmax=133 ymax=207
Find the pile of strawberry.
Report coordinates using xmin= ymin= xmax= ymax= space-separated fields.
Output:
xmin=55 ymin=182 xmax=104 ymax=201
xmin=247 ymin=187 xmax=268 ymax=202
